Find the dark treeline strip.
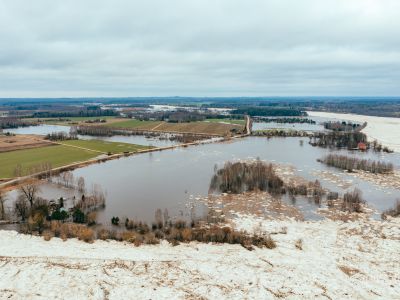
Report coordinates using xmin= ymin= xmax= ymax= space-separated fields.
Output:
xmin=252 ymin=129 xmax=311 ymax=137
xmin=45 ymin=131 xmax=78 ymax=141
xmin=324 ymin=121 xmax=365 ymax=132
xmin=231 ymin=107 xmax=306 ymax=117
xmin=0 ymin=117 xmax=35 ymax=129
xmin=253 ymin=117 xmax=316 ymax=124
xmin=32 ymin=108 xmax=118 ymax=118
xmin=319 ymin=154 xmax=394 ymax=174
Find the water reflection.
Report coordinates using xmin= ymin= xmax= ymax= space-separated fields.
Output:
xmin=5 ymin=137 xmax=400 ymax=223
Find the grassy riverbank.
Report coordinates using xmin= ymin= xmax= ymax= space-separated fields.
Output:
xmin=59 ymin=139 xmax=152 ymax=154
xmin=0 ymin=145 xmax=97 ymax=178
xmin=0 ymin=139 xmax=153 ymax=179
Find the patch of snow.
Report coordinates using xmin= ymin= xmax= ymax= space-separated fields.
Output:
xmin=1 ymin=215 xmax=399 ymax=299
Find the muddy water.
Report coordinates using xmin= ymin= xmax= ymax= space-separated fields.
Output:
xmin=4 ymin=136 xmax=400 ymax=224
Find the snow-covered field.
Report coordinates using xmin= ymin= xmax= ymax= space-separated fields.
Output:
xmin=1 ymin=216 xmax=399 ymax=299
xmin=308 ymin=111 xmax=400 ymax=152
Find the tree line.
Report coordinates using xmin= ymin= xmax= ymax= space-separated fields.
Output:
xmin=319 ymin=154 xmax=394 ymax=174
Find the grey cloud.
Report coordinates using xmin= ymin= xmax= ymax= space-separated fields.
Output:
xmin=0 ymin=0 xmax=399 ymax=97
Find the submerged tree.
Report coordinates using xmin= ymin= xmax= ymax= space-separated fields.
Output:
xmin=0 ymin=190 xmax=7 ymax=220
xmin=209 ymin=160 xmax=284 ymax=194
xmin=18 ymin=183 xmax=40 ymax=208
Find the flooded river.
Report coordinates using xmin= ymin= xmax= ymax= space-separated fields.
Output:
xmin=4 ymin=136 xmax=400 ymax=224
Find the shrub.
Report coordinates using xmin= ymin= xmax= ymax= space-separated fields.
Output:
xmin=295 ymin=239 xmax=303 ymax=250
xmin=97 ymin=228 xmax=111 ymax=240
xmin=382 ymin=200 xmax=400 ymax=219
xmin=87 ymin=212 xmax=97 ymax=226
xmin=51 ymin=210 xmax=68 ymax=221
xmin=73 ymin=209 xmax=85 ymax=223
xmin=144 ymin=233 xmax=159 ymax=245
xmin=120 ymin=231 xmax=136 ymax=243
xmin=42 ymin=230 xmax=54 ymax=241
xmin=77 ymin=227 xmax=94 ymax=243
xmin=111 ymin=216 xmax=120 ymax=226
xmin=342 ymin=188 xmax=365 ymax=213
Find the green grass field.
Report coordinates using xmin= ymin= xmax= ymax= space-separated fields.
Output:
xmin=0 ymin=145 xmax=97 ymax=179
xmin=205 ymin=118 xmax=245 ymax=125
xmin=60 ymin=139 xmax=152 ymax=154
xmin=106 ymin=119 xmax=162 ymax=129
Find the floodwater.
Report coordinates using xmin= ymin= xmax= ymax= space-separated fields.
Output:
xmin=4 ymin=136 xmax=400 ymax=224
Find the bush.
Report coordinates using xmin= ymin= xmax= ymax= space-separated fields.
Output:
xmin=120 ymin=231 xmax=136 ymax=243
xmin=73 ymin=209 xmax=85 ymax=223
xmin=342 ymin=189 xmax=365 ymax=213
xmin=42 ymin=230 xmax=54 ymax=241
xmin=111 ymin=216 xmax=120 ymax=226
xmin=382 ymin=200 xmax=400 ymax=219
xmin=87 ymin=212 xmax=97 ymax=226
xmin=51 ymin=210 xmax=68 ymax=221
xmin=97 ymin=228 xmax=111 ymax=240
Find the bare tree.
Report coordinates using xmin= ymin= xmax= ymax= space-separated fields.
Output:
xmin=18 ymin=183 xmax=40 ymax=208
xmin=77 ymin=177 xmax=86 ymax=193
xmin=14 ymin=196 xmax=29 ymax=221
xmin=0 ymin=190 xmax=7 ymax=220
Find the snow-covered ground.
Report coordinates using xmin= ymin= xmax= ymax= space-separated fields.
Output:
xmin=1 ymin=216 xmax=399 ymax=299
xmin=308 ymin=111 xmax=400 ymax=152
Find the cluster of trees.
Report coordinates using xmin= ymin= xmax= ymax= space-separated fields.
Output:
xmin=209 ymin=160 xmax=285 ymax=195
xmin=231 ymin=107 xmax=306 ymax=117
xmin=254 ymin=117 xmax=316 ymax=124
xmin=252 ymin=129 xmax=310 ymax=137
xmin=324 ymin=121 xmax=364 ymax=132
xmin=76 ymin=125 xmax=209 ymax=143
xmin=319 ymin=154 xmax=394 ymax=174
xmin=13 ymin=178 xmax=106 ymax=233
xmin=286 ymin=180 xmax=325 ymax=203
xmin=0 ymin=117 xmax=34 ymax=129
xmin=96 ymin=213 xmax=276 ymax=249
xmin=45 ymin=131 xmax=78 ymax=141
xmin=32 ymin=106 xmax=118 ymax=118
xmin=310 ymin=131 xmax=367 ymax=149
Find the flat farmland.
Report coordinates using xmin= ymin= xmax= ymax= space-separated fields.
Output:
xmin=106 ymin=120 xmax=163 ymax=130
xmin=59 ymin=139 xmax=152 ymax=154
xmin=0 ymin=145 xmax=98 ymax=179
xmin=204 ymin=118 xmax=245 ymax=125
xmin=153 ymin=121 xmax=243 ymax=136
xmin=0 ymin=135 xmax=52 ymax=153
xmin=106 ymin=120 xmax=243 ymax=136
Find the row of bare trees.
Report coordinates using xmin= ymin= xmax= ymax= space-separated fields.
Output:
xmin=319 ymin=154 xmax=394 ymax=174
xmin=209 ymin=160 xmax=285 ymax=194
xmin=14 ymin=162 xmax=53 ymax=178
xmin=0 ymin=117 xmax=34 ymax=129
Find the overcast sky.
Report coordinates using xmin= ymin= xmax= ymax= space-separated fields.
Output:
xmin=0 ymin=0 xmax=399 ymax=97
